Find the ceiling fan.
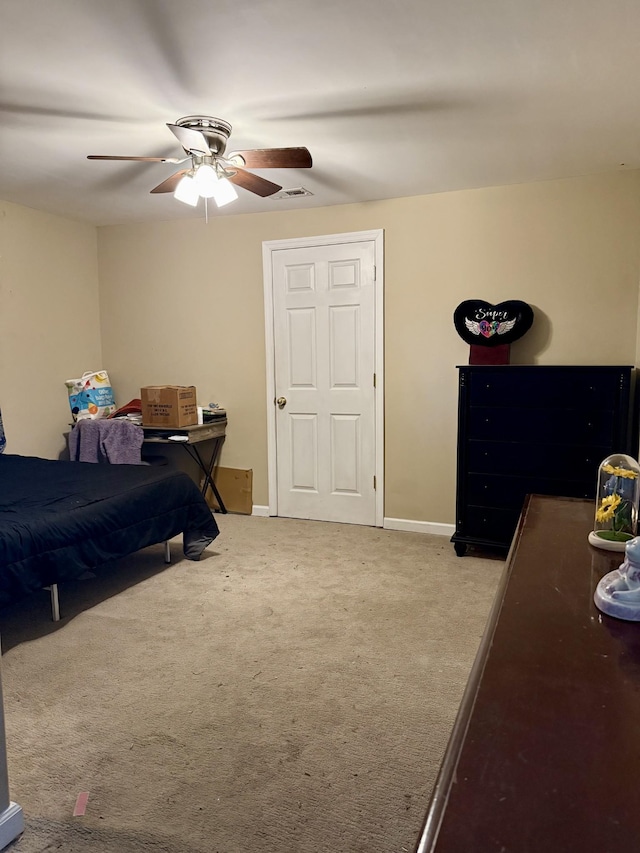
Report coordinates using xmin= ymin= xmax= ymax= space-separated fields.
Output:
xmin=87 ymin=115 xmax=312 ymax=208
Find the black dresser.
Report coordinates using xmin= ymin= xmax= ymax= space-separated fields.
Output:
xmin=451 ymin=365 xmax=635 ymax=556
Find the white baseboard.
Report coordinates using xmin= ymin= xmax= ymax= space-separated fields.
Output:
xmin=384 ymin=517 xmax=455 ymax=537
xmin=0 ymin=802 xmax=24 ymax=850
xmin=250 ymin=508 xmax=454 ymax=534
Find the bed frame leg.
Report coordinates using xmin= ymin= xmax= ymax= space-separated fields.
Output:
xmin=47 ymin=543 xmax=170 ymax=621
xmin=49 ymin=584 xmax=60 ymax=622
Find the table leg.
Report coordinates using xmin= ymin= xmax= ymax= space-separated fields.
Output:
xmin=183 ymin=438 xmax=227 ymax=513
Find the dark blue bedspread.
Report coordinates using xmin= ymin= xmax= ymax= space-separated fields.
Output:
xmin=0 ymin=454 xmax=219 ymax=607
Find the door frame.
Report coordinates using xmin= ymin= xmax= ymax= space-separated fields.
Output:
xmin=262 ymin=229 xmax=384 ymax=525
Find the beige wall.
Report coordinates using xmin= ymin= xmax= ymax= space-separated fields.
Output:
xmin=96 ymin=170 xmax=640 ymax=524
xmin=1 ymin=171 xmax=638 ymax=522
xmin=0 ymin=201 xmax=101 ymax=458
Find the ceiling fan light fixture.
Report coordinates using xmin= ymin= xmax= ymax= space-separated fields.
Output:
xmin=173 ymin=173 xmax=200 ymax=206
xmin=193 ymin=164 xmax=219 ymax=198
xmin=211 ymin=177 xmax=238 ymax=208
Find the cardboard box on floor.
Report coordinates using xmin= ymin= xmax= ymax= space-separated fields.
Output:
xmin=141 ymin=385 xmax=198 ymax=428
xmin=203 ymin=467 xmax=253 ymax=515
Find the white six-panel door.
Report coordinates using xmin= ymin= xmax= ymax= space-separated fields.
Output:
xmin=268 ymin=236 xmax=380 ymax=525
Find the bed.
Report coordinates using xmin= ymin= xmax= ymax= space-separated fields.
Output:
xmin=0 ymin=453 xmax=220 ymax=619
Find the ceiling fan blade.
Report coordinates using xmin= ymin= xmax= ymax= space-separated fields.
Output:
xmin=87 ymin=155 xmax=185 ymax=163
xmin=150 ymin=170 xmax=188 ymax=194
xmin=228 ymin=147 xmax=312 ymax=169
xmin=227 ymin=168 xmax=282 ymax=197
xmin=167 ymin=123 xmax=211 ymax=155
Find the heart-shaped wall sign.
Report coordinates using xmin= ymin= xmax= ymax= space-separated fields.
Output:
xmin=453 ymin=300 xmax=534 ymax=347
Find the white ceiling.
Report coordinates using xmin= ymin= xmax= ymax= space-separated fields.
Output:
xmin=2 ymin=0 xmax=639 ymax=226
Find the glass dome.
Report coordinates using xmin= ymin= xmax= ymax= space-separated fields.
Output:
xmin=588 ymin=453 xmax=640 ymax=551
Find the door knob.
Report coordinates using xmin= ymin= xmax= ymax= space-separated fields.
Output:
xmin=276 ymin=396 xmax=287 ymax=409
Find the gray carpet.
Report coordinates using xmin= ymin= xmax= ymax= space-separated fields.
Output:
xmin=0 ymin=514 xmax=503 ymax=853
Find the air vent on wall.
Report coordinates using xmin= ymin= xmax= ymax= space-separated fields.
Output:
xmin=269 ymin=187 xmax=314 ymax=200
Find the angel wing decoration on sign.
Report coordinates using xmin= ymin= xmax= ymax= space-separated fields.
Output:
xmin=464 ymin=315 xmax=516 ymax=339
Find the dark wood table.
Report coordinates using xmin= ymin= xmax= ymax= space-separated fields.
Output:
xmin=414 ymin=493 xmax=640 ymax=853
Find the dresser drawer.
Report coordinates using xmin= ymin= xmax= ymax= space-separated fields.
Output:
xmin=466 ymin=473 xmax=593 ymax=509
xmin=461 ymin=506 xmax=522 ymax=544
xmin=468 ymin=406 xmax=615 ymax=444
xmin=467 ymin=440 xmax=608 ymax=480
xmin=466 ymin=367 xmax=626 ymax=410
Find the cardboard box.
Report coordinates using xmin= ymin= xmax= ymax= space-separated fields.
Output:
xmin=141 ymin=385 xmax=198 ymax=428
xmin=203 ymin=467 xmax=253 ymax=515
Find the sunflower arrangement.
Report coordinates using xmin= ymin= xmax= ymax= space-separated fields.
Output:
xmin=592 ymin=457 xmax=640 ymax=546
